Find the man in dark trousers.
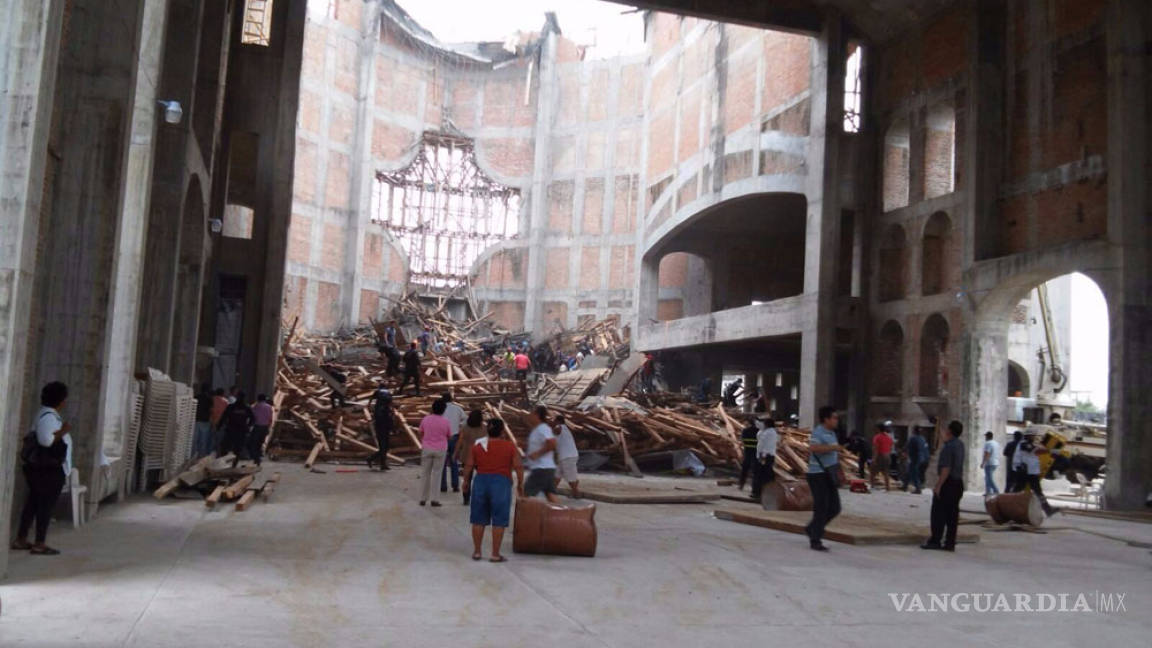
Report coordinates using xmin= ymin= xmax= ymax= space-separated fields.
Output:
xmin=904 ymin=427 xmax=929 ymax=494
xmin=737 ymin=416 xmax=759 ymax=491
xmin=805 ymin=407 xmax=843 ymax=552
xmin=368 ymin=385 xmax=394 ymax=470
xmin=400 ymin=342 xmax=422 ymax=395
xmin=922 ymin=420 xmax=966 ymax=551
xmin=1003 ymin=430 xmax=1022 ymax=493
xmin=218 ymin=391 xmax=254 ymax=466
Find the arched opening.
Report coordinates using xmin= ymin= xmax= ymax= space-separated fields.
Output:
xmin=1007 ymin=360 xmax=1030 ymax=397
xmin=923 ymin=103 xmax=956 ymax=199
xmin=171 ymin=179 xmax=208 ymax=384
xmin=656 ymin=252 xmax=711 ymax=321
xmin=878 ymin=224 xmax=906 ymax=302
xmin=919 ymin=313 xmax=950 ymax=397
xmin=882 ymin=117 xmax=910 ymax=212
xmin=921 ymin=211 xmax=952 ymax=296
xmin=874 ymin=320 xmax=904 ymax=397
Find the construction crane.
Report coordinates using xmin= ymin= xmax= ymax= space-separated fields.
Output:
xmin=1035 ymin=283 xmax=1068 ymax=394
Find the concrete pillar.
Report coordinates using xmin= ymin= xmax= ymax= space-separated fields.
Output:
xmin=798 ymin=14 xmax=845 ymax=427
xmin=637 ymin=254 xmax=660 ymax=328
xmin=961 ymin=320 xmax=1010 ymax=488
xmin=682 ymin=253 xmax=713 ymax=317
xmin=340 ymin=0 xmax=384 ymax=328
xmin=525 ymin=28 xmax=559 ymax=336
xmin=0 ymin=0 xmax=65 ymax=576
xmin=1104 ymin=0 xmax=1151 ymax=509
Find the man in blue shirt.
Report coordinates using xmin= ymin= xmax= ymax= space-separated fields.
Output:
xmin=903 ymin=428 xmax=929 ymax=494
xmin=805 ymin=406 xmax=844 ymax=552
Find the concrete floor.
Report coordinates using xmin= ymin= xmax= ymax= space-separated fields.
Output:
xmin=2 ymin=464 xmax=1150 ymax=647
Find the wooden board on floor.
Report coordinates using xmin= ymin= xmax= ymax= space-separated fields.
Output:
xmin=557 ymin=482 xmax=721 ymax=504
xmin=713 ymin=508 xmax=981 ymax=545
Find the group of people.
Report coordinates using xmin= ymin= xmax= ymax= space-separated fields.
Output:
xmin=409 ymin=399 xmax=580 ymax=562
xmin=738 ymin=413 xmax=778 ymax=500
xmin=844 ymin=423 xmax=933 ymax=494
xmin=991 ymin=428 xmax=1057 ymax=516
xmin=804 ymin=407 xmax=972 ymax=552
xmin=193 ymin=386 xmax=275 ymax=466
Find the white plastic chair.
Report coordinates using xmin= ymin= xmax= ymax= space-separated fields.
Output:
xmin=69 ymin=468 xmax=88 ymax=528
xmin=1074 ymin=473 xmax=1101 ymax=509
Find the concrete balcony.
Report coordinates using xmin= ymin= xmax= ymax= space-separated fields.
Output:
xmin=637 ymin=295 xmax=812 ymax=351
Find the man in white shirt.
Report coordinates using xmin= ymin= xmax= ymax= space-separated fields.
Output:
xmin=523 ymin=405 xmax=559 ymax=503
xmin=552 ymin=414 xmax=581 ymax=498
xmin=980 ymin=431 xmax=1000 ymax=495
xmin=1012 ymin=430 xmax=1055 ymax=516
xmin=753 ymin=415 xmax=778 ymax=499
xmin=440 ymin=392 xmax=468 ymax=493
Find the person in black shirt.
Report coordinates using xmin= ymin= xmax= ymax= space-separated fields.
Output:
xmin=400 ymin=342 xmax=422 ymax=395
xmin=218 ymin=391 xmax=254 ymax=467
xmin=922 ymin=420 xmax=966 ymax=551
xmin=1002 ymin=430 xmax=1022 ymax=493
xmin=368 ymin=386 xmax=395 ymax=471
xmin=738 ymin=416 xmax=759 ymax=491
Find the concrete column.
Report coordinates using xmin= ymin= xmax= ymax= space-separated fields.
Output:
xmin=637 ymin=254 xmax=660 ymax=330
xmin=340 ymin=0 xmax=384 ymax=328
xmin=524 ymin=29 xmax=558 ymax=336
xmin=798 ymin=14 xmax=845 ymax=427
xmin=1104 ymin=0 xmax=1151 ymax=509
xmin=961 ymin=320 xmax=1009 ymax=488
xmin=0 ymin=0 xmax=65 ymax=576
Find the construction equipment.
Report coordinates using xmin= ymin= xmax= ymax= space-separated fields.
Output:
xmin=1035 ymin=283 xmax=1068 ymax=394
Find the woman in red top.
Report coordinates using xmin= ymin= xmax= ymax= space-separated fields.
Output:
xmin=462 ymin=419 xmax=524 ymax=562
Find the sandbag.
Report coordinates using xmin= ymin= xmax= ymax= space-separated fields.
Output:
xmin=985 ymin=491 xmax=1044 ymax=526
xmin=760 ymin=479 xmax=813 ymax=511
xmin=512 ymin=497 xmax=597 ymax=557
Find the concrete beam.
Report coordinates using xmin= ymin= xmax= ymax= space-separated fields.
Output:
xmin=637 ymin=295 xmax=811 ymax=351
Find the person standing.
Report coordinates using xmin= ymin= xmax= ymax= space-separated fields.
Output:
xmin=417 ymin=399 xmax=451 ymax=507
xmin=523 ymin=406 xmax=559 ymax=503
xmin=400 ymin=342 xmax=422 ymax=395
xmin=552 ymin=414 xmax=581 ymax=498
xmin=804 ymin=407 xmax=843 ymax=552
xmin=904 ymin=428 xmax=928 ymax=494
xmin=440 ymin=392 xmax=467 ymax=494
xmin=418 ymin=327 xmax=432 ymax=354
xmin=870 ymin=423 xmax=894 ymax=491
xmin=513 ymin=350 xmax=531 ymax=381
xmin=1002 ymin=430 xmax=1023 ymax=493
xmin=249 ymin=394 xmax=274 ymax=466
xmin=210 ymin=387 xmax=229 ymax=452
xmin=922 ymin=420 xmax=966 ymax=551
xmin=454 ymin=409 xmax=486 ymax=504
xmin=368 ymin=386 xmax=394 ymax=471
xmin=753 ymin=415 xmax=778 ymax=500
xmin=980 ymin=431 xmax=1000 ymax=495
xmin=218 ymin=391 xmax=254 ymax=466
xmin=10 ymin=382 xmax=72 ymax=556
xmin=193 ymin=385 xmax=215 ymax=459
xmin=462 ymin=418 xmax=524 ymax=562
xmin=737 ymin=416 xmax=759 ymax=491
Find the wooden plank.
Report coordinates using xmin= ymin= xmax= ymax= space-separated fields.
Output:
xmin=153 ymin=476 xmax=183 ymax=500
xmin=556 ymin=483 xmax=720 ymax=504
xmin=303 ymin=357 xmax=348 ymax=396
xmin=336 ymin=432 xmax=378 ymax=453
xmin=304 ymin=442 xmax=324 ymax=469
xmin=261 ymin=473 xmax=281 ymax=501
xmin=223 ymin=475 xmax=256 ymax=499
xmin=205 ymin=485 xmax=226 ymax=508
xmin=713 ymin=509 xmax=981 ymax=545
xmin=235 ymin=489 xmax=258 ymax=511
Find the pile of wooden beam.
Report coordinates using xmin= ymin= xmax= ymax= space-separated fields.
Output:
xmin=153 ymin=454 xmax=281 ymax=511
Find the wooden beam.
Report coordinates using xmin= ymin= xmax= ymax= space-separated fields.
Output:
xmin=205 ymin=485 xmax=225 ymax=508
xmin=223 ymin=475 xmax=256 ymax=499
xmin=304 ymin=442 xmax=324 ymax=469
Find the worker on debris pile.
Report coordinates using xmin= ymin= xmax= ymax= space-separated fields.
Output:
xmin=514 ymin=349 xmax=532 ymax=381
xmin=737 ymin=416 xmax=759 ymax=492
xmin=440 ymin=393 xmax=467 ymax=494
xmin=400 ymin=342 xmax=422 ymax=395
xmin=454 ymin=409 xmax=485 ymax=504
xmin=922 ymin=420 xmax=966 ymax=551
xmin=553 ymin=414 xmax=581 ymax=499
xmin=249 ymin=394 xmax=274 ymax=467
xmin=367 ymin=386 xmax=394 ymax=471
xmin=218 ymin=391 xmax=254 ymax=467
xmin=805 ymin=406 xmax=844 ymax=552
xmin=462 ymin=418 xmax=524 ymax=562
xmin=871 ymin=422 xmax=893 ymax=491
xmin=722 ymin=378 xmax=743 ymax=408
xmin=418 ymin=327 xmax=432 ymax=354
xmin=523 ymin=405 xmax=560 ymax=503
xmin=1002 ymin=430 xmax=1023 ymax=493
xmin=753 ymin=414 xmax=778 ymax=500
xmin=903 ymin=427 xmax=928 ymax=494
xmin=417 ymin=399 xmax=451 ymax=507
xmin=380 ymin=320 xmax=399 ymax=376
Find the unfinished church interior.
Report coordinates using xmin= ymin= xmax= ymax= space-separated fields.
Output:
xmin=0 ymin=0 xmax=1150 ymax=642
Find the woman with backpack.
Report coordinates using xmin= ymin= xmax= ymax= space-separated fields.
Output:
xmin=11 ymin=382 xmax=71 ymax=556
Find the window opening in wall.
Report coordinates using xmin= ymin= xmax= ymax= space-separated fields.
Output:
xmin=241 ymin=0 xmax=274 ymax=46
xmin=373 ymin=132 xmax=521 ymax=288
xmin=882 ymin=118 xmax=911 ymax=211
xmin=843 ymin=44 xmax=863 ymax=133
xmin=924 ymin=103 xmax=956 ymax=199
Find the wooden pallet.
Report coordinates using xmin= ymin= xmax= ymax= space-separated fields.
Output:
xmin=714 ymin=508 xmax=981 ymax=545
xmin=558 ymin=482 xmax=721 ymax=504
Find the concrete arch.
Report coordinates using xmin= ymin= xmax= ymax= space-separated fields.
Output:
xmin=1007 ymin=359 xmax=1030 ymax=397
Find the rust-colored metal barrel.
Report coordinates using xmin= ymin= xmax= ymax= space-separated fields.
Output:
xmin=513 ymin=497 xmax=597 ymax=556
xmin=985 ymin=491 xmax=1044 ymax=526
